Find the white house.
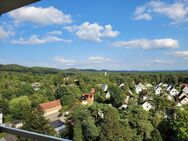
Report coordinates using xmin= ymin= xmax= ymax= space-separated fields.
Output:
xmin=178 ymin=91 xmax=186 ymax=99
xmin=98 ymin=110 xmax=104 ymax=119
xmin=167 ymin=85 xmax=173 ymax=92
xmin=142 ymin=102 xmax=152 ymax=111
xmin=155 ymin=86 xmax=162 ymax=95
xmin=177 ymin=91 xmax=188 ymax=105
xmin=169 ymin=88 xmax=179 ymax=96
xmin=105 ymin=92 xmax=110 ymax=99
xmin=180 ymin=95 xmax=188 ymax=105
xmin=119 ymin=83 xmax=125 ymax=88
xmin=12 ymin=120 xmax=23 ymax=128
xmin=101 ymin=84 xmax=108 ymax=92
xmin=143 ymin=96 xmax=148 ymax=101
xmin=135 ymin=82 xmax=146 ymax=94
xmin=119 ymin=104 xmax=128 ymax=110
xmin=182 ymin=87 xmax=188 ymax=93
xmin=31 ymin=82 xmax=41 ymax=91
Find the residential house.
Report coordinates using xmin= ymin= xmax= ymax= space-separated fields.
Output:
xmin=50 ymin=119 xmax=66 ymax=134
xmin=135 ymin=82 xmax=146 ymax=94
xmin=98 ymin=110 xmax=104 ymax=119
xmin=81 ymin=88 xmax=96 ymax=105
xmin=90 ymin=88 xmax=96 ymax=94
xmin=182 ymin=86 xmax=188 ymax=93
xmin=119 ymin=96 xmax=129 ymax=110
xmin=142 ymin=102 xmax=152 ymax=111
xmin=154 ymin=86 xmax=162 ymax=95
xmin=167 ymin=85 xmax=173 ymax=92
xmin=31 ymin=82 xmax=41 ymax=91
xmin=119 ymin=104 xmax=128 ymax=110
xmin=105 ymin=92 xmax=110 ymax=99
xmin=177 ymin=91 xmax=188 ymax=105
xmin=119 ymin=83 xmax=125 ymax=89
xmin=101 ymin=84 xmax=108 ymax=92
xmin=11 ymin=120 xmax=23 ymax=128
xmin=181 ymin=83 xmax=188 ymax=90
xmin=81 ymin=94 xmax=94 ymax=105
xmin=177 ymin=91 xmax=185 ymax=99
xmin=38 ymin=100 xmax=62 ymax=117
xmin=169 ymin=88 xmax=179 ymax=96
xmin=180 ymin=96 xmax=188 ymax=105
xmin=143 ymin=95 xmax=148 ymax=101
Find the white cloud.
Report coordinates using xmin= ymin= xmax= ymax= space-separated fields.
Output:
xmin=84 ymin=56 xmax=122 ymax=69
xmin=53 ymin=56 xmax=76 ymax=65
xmin=149 ymin=59 xmax=173 ymax=64
xmin=65 ymin=22 xmax=119 ymax=42
xmin=134 ymin=13 xmax=152 ymax=21
xmin=11 ymin=35 xmax=71 ymax=45
xmin=0 ymin=26 xmax=13 ymax=39
xmin=134 ymin=1 xmax=188 ymax=23
xmin=9 ymin=6 xmax=72 ymax=25
xmin=48 ymin=30 xmax=63 ymax=35
xmin=112 ymin=38 xmax=179 ymax=49
xmin=174 ymin=51 xmax=188 ymax=58
xmin=52 ymin=55 xmax=122 ymax=69
xmin=88 ymin=56 xmax=111 ymax=64
xmin=101 ymin=25 xmax=119 ymax=38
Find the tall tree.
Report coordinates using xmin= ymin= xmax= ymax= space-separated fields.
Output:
xmin=22 ymin=109 xmax=55 ymax=136
xmin=9 ymin=96 xmax=31 ymax=119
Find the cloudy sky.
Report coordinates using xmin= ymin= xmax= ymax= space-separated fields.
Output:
xmin=0 ymin=0 xmax=188 ymax=70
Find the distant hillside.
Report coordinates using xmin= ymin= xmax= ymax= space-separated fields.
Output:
xmin=0 ymin=64 xmax=107 ymax=74
xmin=0 ymin=64 xmax=62 ymax=74
xmin=0 ymin=64 xmax=187 ymax=74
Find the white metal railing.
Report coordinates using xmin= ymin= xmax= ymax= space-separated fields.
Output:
xmin=0 ymin=125 xmax=71 ymax=141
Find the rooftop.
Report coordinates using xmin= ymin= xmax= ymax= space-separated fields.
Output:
xmin=39 ymin=100 xmax=61 ymax=110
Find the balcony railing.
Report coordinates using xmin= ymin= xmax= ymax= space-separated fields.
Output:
xmin=0 ymin=125 xmax=71 ymax=141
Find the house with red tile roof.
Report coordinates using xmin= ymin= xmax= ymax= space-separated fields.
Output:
xmin=90 ymin=88 xmax=96 ymax=94
xmin=81 ymin=88 xmax=96 ymax=105
xmin=38 ymin=100 xmax=62 ymax=117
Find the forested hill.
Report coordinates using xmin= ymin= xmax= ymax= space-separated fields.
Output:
xmin=0 ymin=64 xmax=188 ymax=74
xmin=0 ymin=64 xmax=62 ymax=74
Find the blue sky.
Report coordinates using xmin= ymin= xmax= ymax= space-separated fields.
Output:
xmin=0 ymin=0 xmax=188 ymax=70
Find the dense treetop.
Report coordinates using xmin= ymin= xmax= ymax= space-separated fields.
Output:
xmin=0 ymin=65 xmax=188 ymax=141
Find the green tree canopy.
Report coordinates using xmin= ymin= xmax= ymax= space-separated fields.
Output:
xmin=9 ymin=96 xmax=31 ymax=119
